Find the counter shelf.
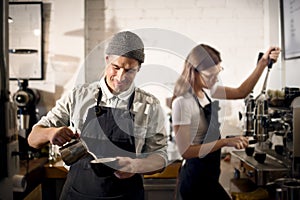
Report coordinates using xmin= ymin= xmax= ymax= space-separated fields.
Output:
xmin=231 ymin=150 xmax=289 ymax=186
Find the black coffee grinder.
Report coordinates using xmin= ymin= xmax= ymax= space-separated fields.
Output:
xmin=13 ymin=79 xmax=40 ymax=159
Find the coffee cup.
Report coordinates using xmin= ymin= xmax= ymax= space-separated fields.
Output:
xmin=254 ymin=152 xmax=266 ymax=164
xmin=245 ymin=146 xmax=255 ymax=156
xmin=275 ymin=145 xmax=284 ymax=155
xmin=90 ymin=158 xmax=119 ymax=177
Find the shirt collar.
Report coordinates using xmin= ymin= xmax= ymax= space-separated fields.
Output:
xmin=99 ymin=77 xmax=135 ymax=101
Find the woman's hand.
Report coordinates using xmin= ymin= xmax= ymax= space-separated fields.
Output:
xmin=225 ymin=136 xmax=249 ymax=149
xmin=260 ymin=46 xmax=281 ymax=67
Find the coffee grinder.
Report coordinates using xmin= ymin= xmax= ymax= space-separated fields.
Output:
xmin=13 ymin=79 xmax=40 ymax=159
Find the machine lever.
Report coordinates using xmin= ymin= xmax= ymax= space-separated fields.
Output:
xmin=258 ymin=48 xmax=275 ymax=69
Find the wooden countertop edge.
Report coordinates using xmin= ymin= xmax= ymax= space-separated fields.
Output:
xmin=144 ymin=160 xmax=182 ymax=179
xmin=44 ymin=159 xmax=68 ymax=179
xmin=43 ymin=159 xmax=182 ymax=179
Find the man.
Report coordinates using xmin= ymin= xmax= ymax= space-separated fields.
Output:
xmin=28 ymin=31 xmax=168 ymax=200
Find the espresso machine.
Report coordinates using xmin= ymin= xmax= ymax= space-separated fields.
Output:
xmin=243 ymin=53 xmax=273 ymax=145
xmin=233 ymin=52 xmax=300 ymax=192
xmin=253 ymin=52 xmax=273 ymax=144
xmin=243 ymin=92 xmax=255 ymax=137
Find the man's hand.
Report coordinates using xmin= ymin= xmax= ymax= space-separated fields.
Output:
xmin=49 ymin=126 xmax=78 ymax=146
xmin=113 ymin=157 xmax=137 ymax=179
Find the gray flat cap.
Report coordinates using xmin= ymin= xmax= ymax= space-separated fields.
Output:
xmin=106 ymin=31 xmax=145 ymax=63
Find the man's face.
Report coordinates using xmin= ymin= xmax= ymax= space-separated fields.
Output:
xmin=105 ymin=55 xmax=140 ymax=94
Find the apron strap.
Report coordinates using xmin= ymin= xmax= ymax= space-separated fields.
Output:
xmin=192 ymin=90 xmax=221 ymax=144
xmin=192 ymin=90 xmax=212 ymax=109
xmin=127 ymin=90 xmax=135 ymax=110
xmin=96 ymin=88 xmax=102 ymax=107
xmin=202 ymin=89 xmax=212 ymax=103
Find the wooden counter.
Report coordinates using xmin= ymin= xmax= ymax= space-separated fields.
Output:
xmin=144 ymin=160 xmax=182 ymax=179
xmin=143 ymin=160 xmax=182 ymax=200
xmin=44 ymin=159 xmax=68 ymax=179
xmin=44 ymin=158 xmax=182 ymax=179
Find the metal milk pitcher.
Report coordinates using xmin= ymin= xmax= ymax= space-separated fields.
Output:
xmin=59 ymin=138 xmax=88 ymax=166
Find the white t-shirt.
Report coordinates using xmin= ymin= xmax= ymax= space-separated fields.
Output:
xmin=171 ymin=92 xmax=210 ymax=144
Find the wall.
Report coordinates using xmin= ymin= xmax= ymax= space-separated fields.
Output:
xmin=85 ymin=0 xmax=280 ymax=134
xmin=266 ymin=0 xmax=300 ymax=90
xmin=9 ymin=0 xmax=84 ymax=116
xmin=285 ymin=59 xmax=300 ymax=87
xmin=9 ymin=0 xmax=300 ymax=133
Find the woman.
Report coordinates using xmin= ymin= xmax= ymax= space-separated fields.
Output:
xmin=171 ymin=44 xmax=280 ymax=199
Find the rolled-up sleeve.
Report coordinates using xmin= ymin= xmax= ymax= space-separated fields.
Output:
xmin=34 ymin=83 xmax=98 ymax=130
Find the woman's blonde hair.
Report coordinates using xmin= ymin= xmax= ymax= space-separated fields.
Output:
xmin=171 ymin=44 xmax=221 ymax=105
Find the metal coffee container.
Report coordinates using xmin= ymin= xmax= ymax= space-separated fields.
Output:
xmin=59 ymin=138 xmax=88 ymax=165
xmin=282 ymin=180 xmax=300 ymax=200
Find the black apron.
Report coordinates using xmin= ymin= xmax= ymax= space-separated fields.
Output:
xmin=178 ymin=91 xmax=231 ymax=200
xmin=60 ymin=89 xmax=144 ymax=200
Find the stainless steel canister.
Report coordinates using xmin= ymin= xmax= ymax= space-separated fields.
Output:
xmin=270 ymin=178 xmax=300 ymax=200
xmin=281 ymin=180 xmax=300 ymax=200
